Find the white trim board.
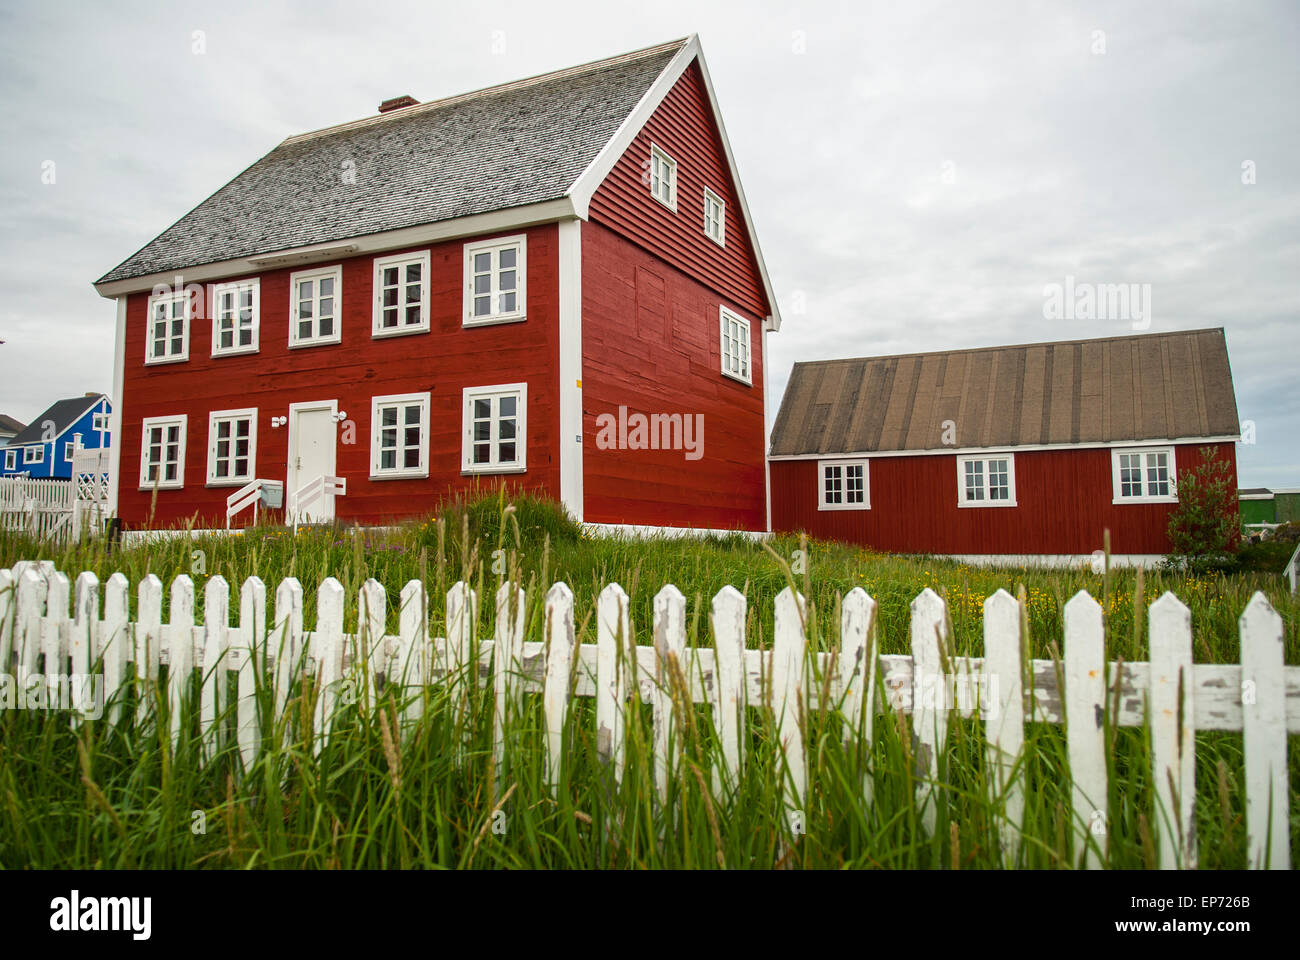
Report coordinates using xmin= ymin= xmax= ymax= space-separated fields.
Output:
xmin=557 ymin=219 xmax=583 ymax=521
xmin=565 ymin=34 xmax=783 ymax=334
xmin=768 ymin=435 xmax=1242 ymax=461
xmin=581 ymin=522 xmax=769 ymax=541
xmin=938 ymin=554 xmax=1168 ymax=570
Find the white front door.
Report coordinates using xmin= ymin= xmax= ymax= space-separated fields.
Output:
xmin=288 ymin=401 xmax=337 ymax=523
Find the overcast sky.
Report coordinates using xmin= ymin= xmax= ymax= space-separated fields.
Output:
xmin=1 ymin=0 xmax=1295 ymax=485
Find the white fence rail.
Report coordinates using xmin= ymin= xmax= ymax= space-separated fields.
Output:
xmin=1 ymin=563 xmax=1294 ymax=869
xmin=0 ymin=477 xmax=74 ymax=540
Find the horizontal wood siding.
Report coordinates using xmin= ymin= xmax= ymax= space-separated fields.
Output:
xmin=770 ymin=443 xmax=1237 ymax=555
xmin=587 ymin=60 xmax=769 ymax=321
xmin=117 ymin=225 xmax=561 ymax=528
xmin=582 ymin=221 xmax=765 ymax=530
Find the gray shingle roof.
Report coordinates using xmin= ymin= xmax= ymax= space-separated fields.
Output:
xmin=98 ymin=40 xmax=685 ymax=284
xmin=769 ymin=328 xmax=1240 ymax=456
xmin=9 ymin=395 xmax=105 ymax=446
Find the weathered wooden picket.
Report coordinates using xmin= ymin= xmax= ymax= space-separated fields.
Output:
xmin=1 ymin=561 xmax=1294 ymax=870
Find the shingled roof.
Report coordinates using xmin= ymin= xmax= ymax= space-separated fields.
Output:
xmin=769 ymin=328 xmax=1240 ymax=457
xmin=8 ymin=395 xmax=106 ymax=447
xmin=97 ymin=39 xmax=687 ymax=284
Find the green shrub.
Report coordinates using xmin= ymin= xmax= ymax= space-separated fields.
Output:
xmin=1164 ymin=447 xmax=1240 ymax=574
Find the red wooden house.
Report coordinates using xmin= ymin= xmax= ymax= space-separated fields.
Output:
xmin=769 ymin=329 xmax=1242 ymax=564
xmin=93 ymin=36 xmax=781 ymax=532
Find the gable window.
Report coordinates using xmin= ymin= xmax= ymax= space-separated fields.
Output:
xmin=139 ymin=415 xmax=186 ymax=490
xmin=289 ymin=265 xmax=342 ymax=347
xmin=370 ymin=393 xmax=430 ymax=479
xmin=957 ymin=454 xmax=1017 ymax=507
xmin=462 ymin=383 xmax=527 ymax=474
xmin=649 ymin=144 xmax=677 ymax=210
xmin=93 ymin=412 xmax=109 ymax=432
xmin=207 ymin=408 xmax=257 ymax=485
xmin=819 ymin=459 xmax=869 ymax=510
xmin=64 ymin=441 xmax=75 ymax=462
xmin=1112 ymin=447 xmax=1177 ymax=503
xmin=373 ymin=251 xmax=431 ymax=336
xmin=464 ymin=235 xmax=527 ymax=326
xmin=25 ymin=445 xmax=44 ymax=465
xmin=211 ymin=280 xmax=259 ymax=356
xmin=719 ymin=307 xmax=752 ymax=385
xmin=146 ymin=291 xmax=190 ymax=364
xmin=4 ymin=450 xmax=16 ymax=470
xmin=703 ymin=188 xmax=726 ymax=246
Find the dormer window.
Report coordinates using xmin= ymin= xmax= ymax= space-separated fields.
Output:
xmin=649 ymin=144 xmax=677 ymax=210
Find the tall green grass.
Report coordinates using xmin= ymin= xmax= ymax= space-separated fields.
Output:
xmin=0 ymin=490 xmax=1295 ymax=868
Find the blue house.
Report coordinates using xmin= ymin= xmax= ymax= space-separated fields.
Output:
xmin=1 ymin=394 xmax=112 ymax=479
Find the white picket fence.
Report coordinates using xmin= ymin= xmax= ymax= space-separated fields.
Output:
xmin=0 ymin=562 xmax=1294 ymax=869
xmin=0 ymin=477 xmax=75 ymax=540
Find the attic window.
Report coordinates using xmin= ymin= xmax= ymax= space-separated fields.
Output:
xmin=649 ymin=144 xmax=677 ymax=210
xmin=703 ymin=188 xmax=726 ymax=246
xmin=719 ymin=307 xmax=751 ymax=385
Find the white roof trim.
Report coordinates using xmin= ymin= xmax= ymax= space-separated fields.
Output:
xmin=566 ymin=34 xmax=784 ymax=334
xmin=768 ymin=435 xmax=1243 ymax=461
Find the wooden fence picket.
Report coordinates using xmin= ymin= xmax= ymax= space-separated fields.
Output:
xmin=1064 ymin=590 xmax=1107 ymax=869
xmin=396 ymin=579 xmax=430 ymax=729
xmin=542 ymin=582 xmax=576 ymax=794
xmin=596 ymin=582 xmax=632 ymax=779
xmin=167 ymin=575 xmax=195 ymax=749
xmin=312 ymin=577 xmax=345 ymax=755
xmin=491 ymin=581 xmax=525 ymax=789
xmin=837 ymin=588 xmax=877 ymax=804
xmin=710 ymin=585 xmax=747 ymax=795
xmin=272 ymin=577 xmax=304 ymax=734
xmin=135 ymin=574 xmax=162 ymax=730
xmin=236 ymin=577 xmax=266 ymax=771
xmin=358 ymin=579 xmax=385 ymax=713
xmin=43 ymin=572 xmax=69 ymax=677
xmin=910 ymin=587 xmax=949 ymax=834
xmin=652 ymin=584 xmax=687 ymax=803
xmin=200 ymin=576 xmax=229 ymax=760
xmin=16 ymin=567 xmax=45 ymax=690
xmin=1239 ymin=591 xmax=1289 ymax=869
xmin=983 ymin=588 xmax=1025 ymax=864
xmin=445 ymin=581 xmax=477 ymax=749
xmin=71 ymin=572 xmax=99 ymax=725
xmin=102 ymin=573 xmax=129 ymax=725
xmin=0 ymin=569 xmax=14 ymax=675
xmin=772 ymin=586 xmax=807 ymax=836
xmin=1148 ymin=591 xmax=1196 ymax=870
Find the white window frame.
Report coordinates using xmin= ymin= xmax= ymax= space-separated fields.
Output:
xmin=956 ymin=453 xmax=1018 ymax=507
xmin=463 ymin=235 xmax=527 ymax=327
xmin=372 ymin=251 xmax=431 ymax=337
xmin=649 ymin=143 xmax=677 ymax=211
xmin=139 ymin=415 xmax=187 ymax=490
xmin=63 ymin=441 xmax=75 ymax=462
xmin=4 ymin=449 xmax=16 ymax=470
xmin=703 ymin=187 xmax=726 ymax=246
xmin=1112 ymin=446 xmax=1178 ymax=504
xmin=206 ymin=407 xmax=258 ymax=487
xmin=145 ymin=290 xmax=190 ymax=364
xmin=289 ymin=264 xmax=343 ymax=348
xmin=818 ymin=458 xmax=870 ymax=511
xmin=92 ymin=412 xmax=109 ymax=432
xmin=462 ymin=382 xmax=527 ymax=475
xmin=24 ymin=445 xmax=44 ymax=465
xmin=370 ymin=392 xmax=431 ymax=479
xmin=210 ymin=279 xmax=260 ymax=357
xmin=719 ymin=306 xmax=752 ymax=385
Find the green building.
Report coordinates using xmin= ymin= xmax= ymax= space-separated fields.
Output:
xmin=1239 ymin=488 xmax=1300 ymax=529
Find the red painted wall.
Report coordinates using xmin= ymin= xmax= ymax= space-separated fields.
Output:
xmin=581 ymin=220 xmax=766 ymax=530
xmin=770 ymin=443 xmax=1237 ymax=555
xmin=118 ymin=225 xmax=561 ymax=528
xmin=587 ymin=59 xmax=770 ymax=322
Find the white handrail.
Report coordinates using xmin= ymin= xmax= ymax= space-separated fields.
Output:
xmin=292 ymin=475 xmax=345 ymax=525
xmin=226 ymin=479 xmax=284 ymax=529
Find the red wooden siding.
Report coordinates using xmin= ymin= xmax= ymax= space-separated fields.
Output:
xmin=587 ymin=60 xmax=769 ymax=322
xmin=770 ymin=443 xmax=1237 ymax=555
xmin=117 ymin=224 xmax=561 ymax=528
xmin=581 ymin=220 xmax=766 ymax=530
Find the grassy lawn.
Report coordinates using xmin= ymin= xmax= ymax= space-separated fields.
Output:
xmin=1 ymin=491 xmax=1296 ymax=868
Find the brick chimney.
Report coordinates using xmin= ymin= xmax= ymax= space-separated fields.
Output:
xmin=378 ymin=95 xmax=419 ymax=114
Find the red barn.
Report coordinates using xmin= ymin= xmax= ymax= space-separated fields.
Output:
xmin=769 ymin=329 xmax=1242 ymax=564
xmin=92 ymin=36 xmax=780 ymax=532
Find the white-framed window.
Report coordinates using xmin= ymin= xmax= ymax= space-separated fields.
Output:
xmin=92 ymin=412 xmax=109 ymax=432
xmin=1112 ymin=446 xmax=1177 ymax=503
xmin=370 ymin=393 xmax=430 ymax=479
xmin=64 ymin=441 xmax=75 ymax=461
xmin=649 ymin=143 xmax=677 ymax=210
xmin=139 ymin=415 xmax=186 ymax=490
xmin=819 ymin=459 xmax=869 ymax=510
xmin=211 ymin=279 xmax=259 ymax=356
xmin=957 ymin=454 xmax=1017 ymax=507
xmin=24 ymin=445 xmax=44 ymax=465
xmin=462 ymin=383 xmax=527 ymax=474
xmin=719 ymin=307 xmax=752 ymax=385
xmin=703 ymin=188 xmax=726 ymax=246
xmin=289 ymin=265 xmax=342 ymax=347
xmin=464 ymin=235 xmax=526 ymax=326
xmin=206 ymin=408 xmax=258 ymax=486
xmin=4 ymin=449 xmax=16 ymax=471
xmin=145 ymin=291 xmax=190 ymax=364
xmin=373 ymin=251 xmax=431 ymax=337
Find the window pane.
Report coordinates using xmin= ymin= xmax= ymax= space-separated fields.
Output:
xmin=474 ymin=253 xmax=491 ymax=272
xmin=319 ymin=277 xmax=333 ymax=296
xmin=319 ymin=297 xmax=333 ymax=317
xmin=474 ymin=296 xmax=490 ymax=316
xmin=319 ymin=316 xmax=333 ymax=336
xmin=474 ymin=443 xmax=490 ymax=464
xmin=499 ymin=270 xmax=515 ymax=291
xmin=499 ymin=248 xmax=516 ymax=269
xmin=474 ymin=275 xmax=490 ymax=295
xmin=498 ymin=442 xmax=515 ymax=463
xmin=383 ymin=267 xmax=398 ymax=287
xmin=500 ymin=396 xmax=516 ymax=417
xmin=474 ymin=399 xmax=491 ymax=419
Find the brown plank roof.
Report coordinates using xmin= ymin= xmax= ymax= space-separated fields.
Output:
xmin=769 ymin=328 xmax=1239 ymax=456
